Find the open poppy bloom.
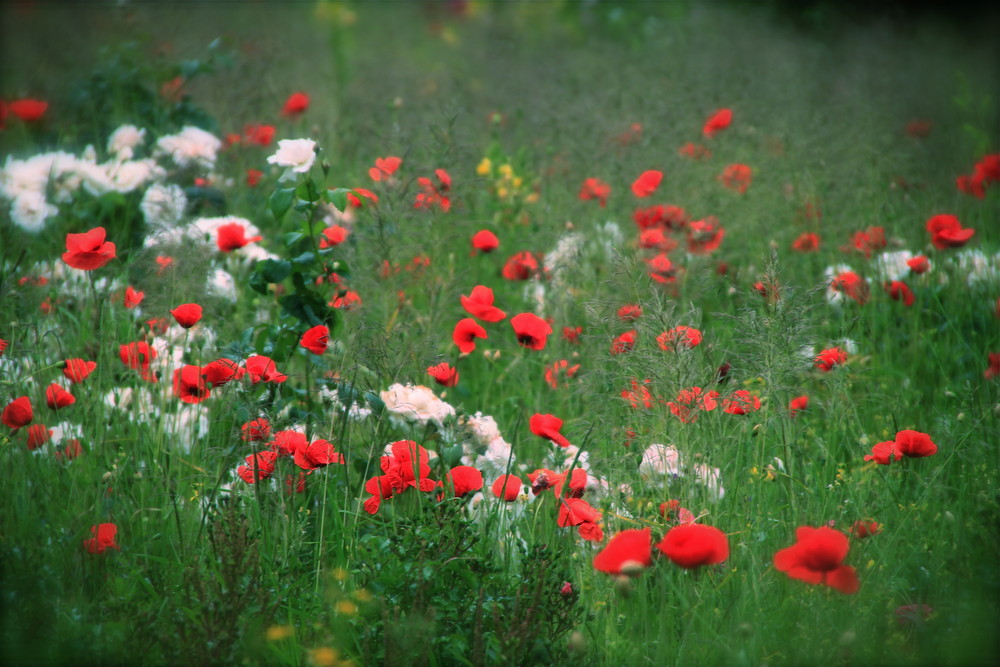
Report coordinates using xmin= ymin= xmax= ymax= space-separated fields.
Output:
xmin=83 ymin=523 xmax=120 ymax=554
xmin=282 ymin=92 xmax=310 ymax=116
xmin=667 ymin=386 xmax=719 ymax=423
xmin=829 ymin=270 xmax=870 ymax=305
xmin=427 ymin=362 xmax=459 ymax=387
xmin=789 ymin=395 xmax=809 ymax=417
xmin=617 ymin=304 xmax=642 ymax=322
xmin=203 ymin=358 xmax=246 ymax=386
xmin=10 ymin=99 xmax=48 ymax=123
xmin=863 ymin=440 xmax=901 ymax=465
xmin=492 ymin=474 xmax=524 ymax=502
xmin=2 ymin=396 xmax=33 ymax=429
xmin=45 ymin=383 xmax=75 ymax=410
xmin=956 ymin=154 xmax=1000 ymax=198
xmin=217 ymin=222 xmax=263 ymax=252
xmin=170 ymin=303 xmax=202 ymax=329
xmin=594 ymin=528 xmax=653 ymax=575
xmin=686 ymin=217 xmax=725 ymax=255
xmin=26 ymin=423 xmax=50 ymax=449
xmin=501 ymin=251 xmax=540 ymax=281
xmin=722 ymin=390 xmax=761 ymax=415
xmin=894 ymin=429 xmax=937 ymax=458
xmin=814 ymin=347 xmax=847 ymax=372
xmin=558 ymin=498 xmax=604 ymax=541
xmin=774 ymin=526 xmax=859 ymax=594
xmin=718 ymin=164 xmax=752 ymax=193
xmin=529 ymin=413 xmax=571 ymax=448
xmin=319 ymin=225 xmax=349 ymax=248
xmin=884 ymin=281 xmax=915 ymax=306
xmin=453 ymin=318 xmax=488 ymax=354
xmin=610 ymin=330 xmax=637 ymax=354
xmin=300 ymin=325 xmax=330 ymax=355
xmin=293 ymin=439 xmax=345 ymax=470
xmin=369 ymin=156 xmax=402 ymax=181
xmin=414 ymin=169 xmax=452 ymax=211
xmin=926 ymin=214 xmax=975 ymax=249
xmin=444 ymin=465 xmax=483 ymax=498
xmin=657 ymin=326 xmax=702 ymax=350
xmin=62 ymin=359 xmax=97 ymax=383
xmin=244 ymin=355 xmax=287 ymax=384
xmin=172 ymin=365 xmax=211 ymax=404
xmin=645 ymin=253 xmax=677 ymax=284
xmin=579 ymin=177 xmax=611 ymax=207
xmin=703 ymin=108 xmax=732 ymax=137
xmin=986 ymin=353 xmax=1000 ymax=380
xmin=241 ymin=418 xmax=271 ymax=442
xmin=631 ymin=170 xmax=663 ymax=198
xmin=511 ymin=313 xmax=552 ymax=350
xmin=119 ymin=342 xmax=158 ymax=382
xmin=846 ymin=226 xmax=886 ymax=258
xmin=123 ymin=286 xmax=145 ymax=309
xmin=62 ymin=227 xmax=116 ymax=270
xmin=471 ymin=229 xmax=500 ymax=254
xmin=907 ymin=255 xmax=930 ymax=274
xmin=237 ymin=450 xmax=279 ymax=483
xmin=656 ymin=523 xmax=729 ymax=569
xmin=460 ymin=285 xmax=506 ymax=322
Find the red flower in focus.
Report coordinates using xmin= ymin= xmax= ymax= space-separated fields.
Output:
xmin=593 ymin=528 xmax=652 ymax=575
xmin=243 ymin=123 xmax=275 ymax=146
xmin=272 ymin=431 xmax=307 ymax=457
xmin=444 ymin=465 xmax=483 ymax=498
xmin=884 ymin=281 xmax=915 ymax=306
xmin=2 ymin=396 xmax=33 ymax=428
xmin=119 ymin=342 xmax=157 ymax=382
xmin=300 ymin=325 xmax=330 ymax=355
xmin=851 ymin=520 xmax=882 ymax=539
xmin=530 ymin=413 xmax=570 ymax=448
xmin=294 ymin=438 xmax=345 ymax=470
xmin=718 ymin=164 xmax=752 ymax=194
xmin=703 ymin=108 xmax=732 ymax=138
xmin=9 ymin=98 xmax=48 ymax=123
xmin=610 ymin=330 xmax=637 ymax=355
xmin=792 ymin=232 xmax=820 ymax=252
xmin=241 ymin=418 xmax=271 ymax=442
xmin=926 ymin=214 xmax=975 ymax=249
xmin=511 ymin=312 xmax=552 ymax=350
xmin=282 ymin=92 xmax=310 ymax=116
xmin=319 ymin=225 xmax=349 ymax=248
xmin=501 ymin=251 xmax=540 ymax=281
xmin=83 ymin=523 xmax=120 ymax=554
xmin=657 ymin=326 xmax=702 ymax=351
xmin=907 ymin=255 xmax=930 ymax=274
xmin=237 ymin=450 xmax=279 ymax=483
xmin=369 ymin=156 xmax=402 ymax=182
xmin=172 ymin=365 xmax=211 ymax=404
xmin=678 ymin=142 xmax=711 ymax=160
xmin=774 ymin=526 xmax=859 ymax=594
xmin=461 ymin=285 xmax=506 ymax=322
xmin=985 ymin=352 xmax=1000 ymax=380
xmin=686 ymin=217 xmax=725 ymax=255
xmin=453 ymin=318 xmax=488 ymax=354
xmin=170 ymin=303 xmax=202 ymax=329
xmin=203 ymin=358 xmax=245 ymax=386
xmin=545 ymin=359 xmax=581 ymax=389
xmin=246 ymin=169 xmax=263 ymax=187
xmin=789 ymin=395 xmax=809 ymax=417
xmin=864 ymin=440 xmax=902 ymax=465
xmin=62 ymin=227 xmax=116 ymax=271
xmin=492 ymin=474 xmax=524 ymax=501
xmin=62 ymin=359 xmax=96 ymax=383
xmin=124 ymin=286 xmax=145 ymax=309
xmin=217 ymin=222 xmax=263 ymax=252
xmin=471 ymin=229 xmax=499 ymax=254
xmin=617 ymin=304 xmax=642 ymax=321
xmin=245 ymin=355 xmax=287 ymax=384
xmin=814 ymin=347 xmax=847 ymax=372
xmin=657 ymin=523 xmax=729 ymax=569
xmin=722 ymin=390 xmax=760 ymax=415
xmin=427 ymin=362 xmax=459 ymax=387
xmin=558 ymin=498 xmax=603 ymax=540
xmin=631 ymin=170 xmax=663 ymax=198
xmin=894 ymin=429 xmax=937 ymax=458
xmin=45 ymin=383 xmax=75 ymax=410
xmin=579 ymin=177 xmax=611 ymax=207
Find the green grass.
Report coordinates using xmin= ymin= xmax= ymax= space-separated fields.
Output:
xmin=1 ymin=2 xmax=998 ymax=665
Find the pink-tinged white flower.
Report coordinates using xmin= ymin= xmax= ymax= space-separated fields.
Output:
xmin=155 ymin=126 xmax=222 ymax=169
xmin=379 ymin=383 xmax=456 ymax=431
xmin=267 ymin=138 xmax=317 ymax=180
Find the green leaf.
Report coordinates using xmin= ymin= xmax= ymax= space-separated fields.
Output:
xmin=295 ymin=179 xmax=320 ymax=204
xmin=324 ymin=187 xmax=350 ymax=212
xmin=282 ymin=232 xmax=305 ymax=247
xmin=269 ymin=187 xmax=295 ymax=221
xmin=248 ymin=259 xmax=291 ymax=294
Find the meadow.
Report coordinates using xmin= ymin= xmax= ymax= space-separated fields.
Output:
xmin=1 ymin=2 xmax=998 ymax=665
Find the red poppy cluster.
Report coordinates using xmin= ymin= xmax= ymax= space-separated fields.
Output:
xmin=362 ymin=440 xmax=482 ymax=513
xmin=955 ymin=154 xmax=999 ymax=198
xmin=236 ymin=429 xmax=345 ymax=485
xmin=863 ymin=429 xmax=938 ymax=464
xmin=414 ymin=168 xmax=452 ymax=211
xmin=593 ymin=522 xmax=729 ymax=576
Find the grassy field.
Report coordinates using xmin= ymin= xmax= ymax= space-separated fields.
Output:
xmin=1 ymin=2 xmax=998 ymax=665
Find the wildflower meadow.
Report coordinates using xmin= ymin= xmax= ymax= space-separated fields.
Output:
xmin=1 ymin=2 xmax=998 ymax=666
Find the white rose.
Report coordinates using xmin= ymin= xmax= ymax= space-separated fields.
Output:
xmin=267 ymin=139 xmax=317 ymax=179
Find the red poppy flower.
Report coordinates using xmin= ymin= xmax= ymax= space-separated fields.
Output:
xmin=294 ymin=438 xmax=345 ymax=470
xmin=25 ymin=423 xmax=51 ymax=450
xmin=453 ymin=318 xmax=488 ymax=354
xmin=792 ymin=232 xmax=821 ymax=252
xmin=829 ymin=270 xmax=869 ymax=305
xmin=246 ymin=169 xmax=263 ymax=187
xmin=926 ymin=214 xmax=975 ymax=249
xmin=471 ymin=229 xmax=499 ymax=253
xmin=272 ymin=430 xmax=307 ymax=457
xmin=557 ymin=497 xmax=602 ymax=528
xmin=645 ymin=253 xmax=677 ymax=284
xmin=511 ymin=313 xmax=552 ymax=350
xmin=894 ymin=429 xmax=937 ymax=458
xmin=492 ymin=474 xmax=524 ymax=502
xmin=120 ymin=286 xmax=145 ymax=309
xmin=216 ymin=222 xmax=263 ymax=252
xmin=617 ymin=304 xmax=642 ymax=322
xmin=62 ymin=227 xmax=116 ymax=271
xmin=241 ymin=418 xmax=271 ymax=442
xmin=282 ymin=92 xmax=310 ymax=116
xmin=610 ymin=330 xmax=637 ymax=354
xmin=414 ymin=169 xmax=452 ymax=211
xmin=501 ymin=251 xmax=540 ymax=281
xmin=703 ymin=108 xmax=732 ymax=138
xmin=237 ymin=450 xmax=279 ymax=483
xmin=637 ymin=228 xmax=678 ymax=252
xmin=0 ymin=339 xmax=7 ymax=357
xmin=562 ymin=326 xmax=582 ymax=344
xmin=678 ymin=142 xmax=711 ymax=159
xmin=460 ymin=285 xmax=507 ymax=322
xmin=83 ymin=523 xmax=120 ymax=554
xmin=427 ymin=362 xmax=459 ymax=387
xmin=245 ymin=355 xmax=287 ymax=384
xmin=814 ymin=347 xmax=847 ymax=372
xmin=956 ymin=154 xmax=999 ymax=198
xmin=156 ymin=256 xmax=174 ymax=273
xmin=62 ymin=358 xmax=96 ymax=383
xmin=579 ymin=177 xmax=611 ymax=207
xmin=773 ymin=526 xmax=859 ymax=594
xmin=884 ymin=281 xmax=915 ymax=306
xmin=845 ymin=226 xmax=886 ymax=259
xmin=687 ymin=217 xmax=725 ymax=255
xmin=347 ymin=187 xmax=379 ymax=208
xmin=55 ymin=439 xmax=83 ymax=462
xmin=656 ymin=523 xmax=729 ymax=569
xmin=203 ymin=358 xmax=245 ymax=386
xmin=545 ymin=359 xmax=580 ymax=389
xmin=633 ymin=204 xmax=687 ymax=230
xmin=444 ymin=465 xmax=483 ymax=498
xmin=300 ymin=325 xmax=330 ymax=355
xmin=986 ymin=353 xmax=1000 ymax=380
xmin=594 ymin=528 xmax=653 ymax=575
xmin=718 ymin=164 xmax=752 ymax=194
xmin=171 ymin=365 xmax=209 ymax=404
xmin=789 ymin=395 xmax=809 ymax=417
xmin=2 ymin=396 xmax=33 ymax=428
xmin=119 ymin=342 xmax=157 ymax=382
xmin=621 ymin=378 xmax=655 ymax=409
xmin=722 ymin=390 xmax=761 ymax=415
xmin=9 ymin=98 xmax=48 ymax=123
xmin=243 ymin=123 xmax=275 ymax=146
xmin=369 ymin=156 xmax=402 ymax=181
xmin=631 ymin=170 xmax=663 ymax=198
xmin=329 ymin=289 xmax=362 ymax=310
xmin=851 ymin=520 xmax=882 ymax=539
xmin=864 ymin=440 xmax=902 ymax=465
xmin=530 ymin=413 xmax=570 ymax=448
xmin=907 ymin=255 xmax=930 ymax=274
xmin=667 ymin=386 xmax=719 ymax=423
xmin=45 ymin=383 xmax=75 ymax=410
xmin=657 ymin=326 xmax=702 ymax=351
xmin=170 ymin=303 xmax=202 ymax=329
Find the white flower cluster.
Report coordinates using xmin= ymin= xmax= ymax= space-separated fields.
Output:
xmin=380 ymin=383 xmax=456 ymax=431
xmin=639 ymin=443 xmax=725 ymax=501
xmin=155 ymin=126 xmax=222 ymax=170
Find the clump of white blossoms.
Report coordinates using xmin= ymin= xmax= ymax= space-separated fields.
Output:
xmin=106 ymin=124 xmax=147 ymax=161
xmin=380 ymin=383 xmax=456 ymax=431
xmin=458 ymin=411 xmax=516 ymax=478
xmin=140 ymin=183 xmax=188 ymax=229
xmin=267 ymin=139 xmax=317 ymax=181
xmin=155 ymin=126 xmax=222 ymax=170
xmin=639 ymin=442 xmax=725 ymax=501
